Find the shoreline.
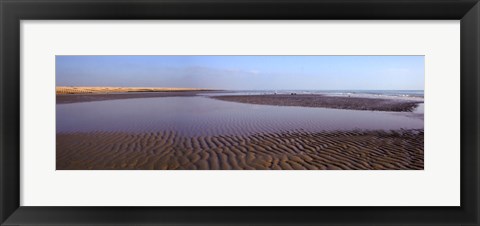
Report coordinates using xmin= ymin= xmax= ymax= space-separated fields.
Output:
xmin=56 ymin=91 xmax=215 ymax=104
xmin=212 ymin=94 xmax=422 ymax=112
xmin=57 ymin=129 xmax=423 ymax=170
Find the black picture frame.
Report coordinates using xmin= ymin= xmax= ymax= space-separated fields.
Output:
xmin=1 ymin=0 xmax=478 ymax=225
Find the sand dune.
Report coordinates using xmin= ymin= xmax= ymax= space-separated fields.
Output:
xmin=212 ymin=94 xmax=422 ymax=112
xmin=57 ymin=129 xmax=423 ymax=170
xmin=56 ymin=86 xmax=215 ymax=95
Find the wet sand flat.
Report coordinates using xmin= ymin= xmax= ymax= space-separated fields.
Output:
xmin=212 ymin=94 xmax=422 ymax=112
xmin=57 ymin=91 xmax=213 ymax=104
xmin=57 ymin=129 xmax=423 ymax=170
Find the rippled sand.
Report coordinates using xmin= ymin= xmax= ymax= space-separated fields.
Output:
xmin=57 ymin=129 xmax=423 ymax=170
xmin=213 ymin=94 xmax=422 ymax=112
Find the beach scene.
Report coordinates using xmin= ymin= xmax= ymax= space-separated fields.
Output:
xmin=56 ymin=56 xmax=424 ymax=170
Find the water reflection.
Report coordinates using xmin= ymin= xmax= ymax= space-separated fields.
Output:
xmin=56 ymin=96 xmax=424 ymax=136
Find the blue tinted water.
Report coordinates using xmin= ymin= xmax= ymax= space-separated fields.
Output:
xmin=57 ymin=95 xmax=424 ymax=136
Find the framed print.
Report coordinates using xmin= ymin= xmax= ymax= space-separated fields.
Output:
xmin=1 ymin=0 xmax=479 ymax=225
xmin=55 ymin=55 xmax=425 ymax=171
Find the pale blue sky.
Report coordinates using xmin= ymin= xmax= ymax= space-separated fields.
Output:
xmin=56 ymin=56 xmax=424 ymax=90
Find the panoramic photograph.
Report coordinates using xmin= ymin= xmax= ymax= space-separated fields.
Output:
xmin=56 ymin=56 xmax=424 ymax=170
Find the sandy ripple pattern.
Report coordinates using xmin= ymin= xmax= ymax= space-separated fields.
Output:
xmin=212 ymin=94 xmax=421 ymax=112
xmin=57 ymin=129 xmax=423 ymax=170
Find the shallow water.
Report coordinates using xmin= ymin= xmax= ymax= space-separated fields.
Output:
xmin=56 ymin=96 xmax=424 ymax=136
